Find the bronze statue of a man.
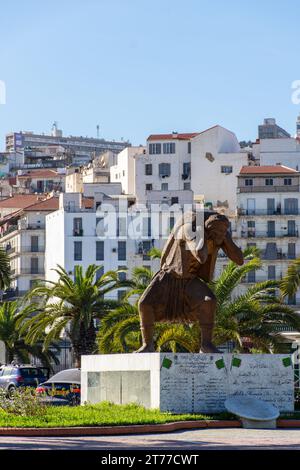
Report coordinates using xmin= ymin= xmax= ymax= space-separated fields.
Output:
xmin=136 ymin=211 xmax=244 ymax=353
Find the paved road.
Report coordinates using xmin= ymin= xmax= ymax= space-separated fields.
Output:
xmin=0 ymin=428 xmax=300 ymax=450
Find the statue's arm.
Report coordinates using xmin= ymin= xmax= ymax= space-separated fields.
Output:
xmin=221 ymin=232 xmax=244 ymax=265
xmin=160 ymin=233 xmax=173 ymax=267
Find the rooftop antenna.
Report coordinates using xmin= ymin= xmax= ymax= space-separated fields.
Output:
xmin=96 ymin=125 xmax=100 ymax=139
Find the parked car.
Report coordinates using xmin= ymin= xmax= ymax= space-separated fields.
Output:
xmin=36 ymin=368 xmax=81 ymax=406
xmin=0 ymin=364 xmax=50 ymax=396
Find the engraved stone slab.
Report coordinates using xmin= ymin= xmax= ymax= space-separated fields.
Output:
xmin=81 ymin=353 xmax=294 ymax=414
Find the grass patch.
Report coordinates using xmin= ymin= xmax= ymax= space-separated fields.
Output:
xmin=279 ymin=411 xmax=300 ymax=419
xmin=0 ymin=402 xmax=235 ymax=428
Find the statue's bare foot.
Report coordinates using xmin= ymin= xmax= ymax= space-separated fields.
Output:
xmin=134 ymin=344 xmax=155 ymax=353
xmin=199 ymin=342 xmax=221 ymax=354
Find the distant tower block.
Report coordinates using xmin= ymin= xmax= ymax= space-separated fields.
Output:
xmin=96 ymin=125 xmax=100 ymax=139
xmin=51 ymin=121 xmax=63 ymax=138
xmin=296 ymin=115 xmax=300 ymax=138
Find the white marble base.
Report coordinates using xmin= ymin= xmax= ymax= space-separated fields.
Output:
xmin=81 ymin=353 xmax=294 ymax=414
xmin=241 ymin=418 xmax=277 ymax=429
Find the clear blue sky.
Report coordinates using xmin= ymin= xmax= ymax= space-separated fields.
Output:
xmin=1 ymin=0 xmax=300 ymax=148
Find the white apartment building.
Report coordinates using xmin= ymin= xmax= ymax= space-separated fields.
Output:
xmin=253 ymin=136 xmax=300 ymax=170
xmin=45 ymin=191 xmax=165 ymax=301
xmin=134 ymin=133 xmax=197 ymax=204
xmin=234 ymin=165 xmax=300 ymax=304
xmin=0 ymin=196 xmax=59 ymax=297
xmin=190 ymin=125 xmax=249 ymax=214
xmin=110 ymin=146 xmax=146 ymax=195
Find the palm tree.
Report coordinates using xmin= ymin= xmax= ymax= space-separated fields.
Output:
xmin=0 ymin=247 xmax=11 ymax=291
xmin=280 ymin=258 xmax=300 ymax=299
xmin=20 ymin=264 xmax=130 ymax=367
xmin=124 ymin=266 xmax=153 ymax=302
xmin=0 ymin=301 xmax=59 ymax=368
xmin=98 ymin=248 xmax=300 ymax=353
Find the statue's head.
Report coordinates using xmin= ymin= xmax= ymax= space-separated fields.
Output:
xmin=205 ymin=213 xmax=229 ymax=246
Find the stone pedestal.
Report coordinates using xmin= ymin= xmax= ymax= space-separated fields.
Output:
xmin=81 ymin=353 xmax=294 ymax=413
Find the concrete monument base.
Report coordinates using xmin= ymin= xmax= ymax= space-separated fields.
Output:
xmin=81 ymin=353 xmax=294 ymax=414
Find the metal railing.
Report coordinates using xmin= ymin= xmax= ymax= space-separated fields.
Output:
xmin=240 ymin=231 xmax=298 ymax=238
xmin=11 ymin=268 xmax=45 ymax=276
xmin=238 ymin=209 xmax=300 ymax=216
xmin=238 ymin=185 xmax=299 ymax=193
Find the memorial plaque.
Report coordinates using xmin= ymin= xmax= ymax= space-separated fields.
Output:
xmin=81 ymin=353 xmax=294 ymax=413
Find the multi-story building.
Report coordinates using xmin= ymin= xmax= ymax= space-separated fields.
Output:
xmin=45 ymin=191 xmax=164 ymax=301
xmin=0 ymin=196 xmax=59 ymax=297
xmin=258 ymin=118 xmax=290 ymax=139
xmin=15 ymin=168 xmax=66 ymax=194
xmin=253 ymin=135 xmax=300 ymax=170
xmin=190 ymin=125 xmax=249 ymax=215
xmin=134 ymin=133 xmax=197 ymax=203
xmin=110 ymin=146 xmax=146 ymax=196
xmin=5 ymin=125 xmax=130 ymax=165
xmin=235 ymin=165 xmax=300 ymax=304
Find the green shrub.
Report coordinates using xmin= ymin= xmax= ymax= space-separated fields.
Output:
xmin=0 ymin=387 xmax=46 ymax=417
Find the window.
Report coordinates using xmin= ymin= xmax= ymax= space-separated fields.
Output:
xmin=171 ymin=197 xmax=179 ymax=205
xmin=96 ymin=241 xmax=104 ymax=261
xmin=163 ymin=142 xmax=176 ymax=154
xmin=118 ymin=290 xmax=126 ymax=301
xmin=161 ymin=183 xmax=168 ymax=191
xmin=142 ymin=217 xmax=151 ymax=237
xmin=184 ymin=182 xmax=191 ymax=190
xmin=96 ymin=217 xmax=104 ymax=236
xmin=118 ymin=241 xmax=126 ymax=261
xmin=145 ymin=184 xmax=152 ymax=191
xmin=117 ymin=216 xmax=127 ymax=237
xmin=182 ymin=162 xmax=191 ymax=179
xmin=221 ymin=166 xmax=233 ymax=174
xmin=247 ymin=270 xmax=256 ymax=283
xmin=245 ymin=179 xmax=253 ymax=186
xmin=31 ymin=236 xmax=39 ymax=252
xmin=140 ymin=240 xmax=151 ymax=260
xmin=288 ymin=243 xmax=296 ymax=259
xmin=149 ymin=143 xmax=161 ymax=154
xmin=30 ymin=258 xmax=39 ymax=274
xmin=170 ymin=216 xmax=175 ymax=230
xmin=159 ymin=163 xmax=171 ymax=178
xmin=118 ymin=266 xmax=127 ymax=281
xmin=73 ymin=217 xmax=83 ymax=236
xmin=284 ymin=178 xmax=292 ymax=186
xmin=265 ymin=178 xmax=273 ymax=186
xmin=284 ymin=198 xmax=298 ymax=215
xmin=96 ymin=266 xmax=104 ymax=281
xmin=74 ymin=241 xmax=82 ymax=261
xmin=288 ymin=220 xmax=296 ymax=236
xmin=145 ymin=164 xmax=152 ymax=175
xmin=247 ymin=220 xmax=255 ymax=237
xmin=268 ymin=266 xmax=276 ymax=280
xmin=188 ymin=142 xmax=191 ymax=154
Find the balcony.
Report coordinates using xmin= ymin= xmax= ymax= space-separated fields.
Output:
xmin=261 ymin=251 xmax=296 ymax=260
xmin=11 ymin=268 xmax=45 ymax=277
xmin=5 ymin=246 xmax=45 ymax=255
xmin=27 ymin=224 xmax=45 ymax=230
xmin=238 ymin=185 xmax=299 ymax=193
xmin=238 ymin=209 xmax=300 ymax=216
xmin=0 ymin=225 xmax=18 ymax=238
xmin=240 ymin=230 xmax=299 ymax=238
xmin=21 ymin=246 xmax=45 ymax=253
